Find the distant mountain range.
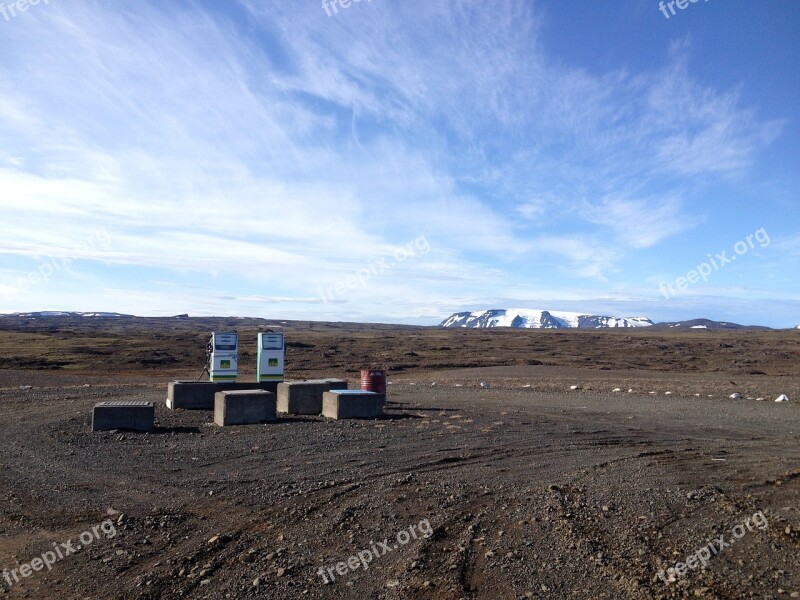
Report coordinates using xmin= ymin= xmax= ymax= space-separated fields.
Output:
xmin=440 ymin=309 xmax=654 ymax=329
xmin=0 ymin=311 xmax=787 ymax=329
xmin=5 ymin=311 xmax=132 ymax=318
xmin=650 ymin=318 xmax=771 ymax=331
xmin=1 ymin=311 xmax=187 ymax=319
xmin=439 ymin=309 xmax=774 ymax=330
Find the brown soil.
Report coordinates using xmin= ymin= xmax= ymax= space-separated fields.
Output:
xmin=0 ymin=317 xmax=798 ymax=599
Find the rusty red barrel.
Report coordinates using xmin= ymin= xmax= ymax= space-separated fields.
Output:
xmin=360 ymin=369 xmax=387 ymax=395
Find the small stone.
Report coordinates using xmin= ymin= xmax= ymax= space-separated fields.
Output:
xmin=253 ymin=577 xmax=262 ymax=587
xmin=276 ymin=567 xmax=287 ymax=577
xmin=207 ymin=535 xmax=220 ymax=545
xmin=694 ymin=588 xmax=710 ymax=596
xmin=385 ymin=580 xmax=400 ymax=588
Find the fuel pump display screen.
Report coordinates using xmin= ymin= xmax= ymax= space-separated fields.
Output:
xmin=261 ymin=334 xmax=283 ymax=350
xmin=214 ymin=334 xmax=238 ymax=351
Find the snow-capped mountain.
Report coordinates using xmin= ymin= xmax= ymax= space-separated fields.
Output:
xmin=440 ymin=309 xmax=653 ymax=329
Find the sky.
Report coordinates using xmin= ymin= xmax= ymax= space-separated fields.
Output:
xmin=0 ymin=0 xmax=798 ymax=327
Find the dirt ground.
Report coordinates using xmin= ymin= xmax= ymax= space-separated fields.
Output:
xmin=0 ymin=317 xmax=798 ymax=599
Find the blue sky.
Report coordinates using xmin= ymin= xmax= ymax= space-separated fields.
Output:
xmin=0 ymin=0 xmax=798 ymax=326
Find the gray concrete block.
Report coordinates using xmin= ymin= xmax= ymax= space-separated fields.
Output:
xmin=167 ymin=381 xmax=279 ymax=410
xmin=322 ymin=390 xmax=384 ymax=420
xmin=93 ymin=401 xmax=154 ymax=432
xmin=214 ymin=390 xmax=277 ymax=426
xmin=277 ymin=379 xmax=348 ymax=415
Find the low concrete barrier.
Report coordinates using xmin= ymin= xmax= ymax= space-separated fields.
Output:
xmin=167 ymin=381 xmax=279 ymax=410
xmin=322 ymin=390 xmax=384 ymax=420
xmin=214 ymin=390 xmax=277 ymax=426
xmin=93 ymin=401 xmax=155 ymax=432
xmin=277 ymin=379 xmax=348 ymax=415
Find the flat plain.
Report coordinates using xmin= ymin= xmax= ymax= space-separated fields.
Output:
xmin=0 ymin=316 xmax=798 ymax=599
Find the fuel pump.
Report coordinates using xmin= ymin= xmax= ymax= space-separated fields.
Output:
xmin=257 ymin=332 xmax=285 ymax=382
xmin=208 ymin=332 xmax=239 ymax=382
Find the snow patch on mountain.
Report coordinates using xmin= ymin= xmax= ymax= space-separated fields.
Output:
xmin=440 ymin=309 xmax=653 ymax=329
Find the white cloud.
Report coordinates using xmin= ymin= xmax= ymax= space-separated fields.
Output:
xmin=0 ymin=1 xmax=790 ymax=322
xmin=585 ymin=195 xmax=699 ymax=249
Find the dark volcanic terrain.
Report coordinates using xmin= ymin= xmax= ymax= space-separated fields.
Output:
xmin=0 ymin=316 xmax=798 ymax=599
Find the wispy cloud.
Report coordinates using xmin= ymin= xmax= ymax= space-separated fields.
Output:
xmin=0 ymin=0 xmax=792 ymax=323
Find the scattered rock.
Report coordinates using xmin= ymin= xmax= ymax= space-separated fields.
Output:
xmin=729 ymin=393 xmax=742 ymax=399
xmin=775 ymin=394 xmax=790 ymax=403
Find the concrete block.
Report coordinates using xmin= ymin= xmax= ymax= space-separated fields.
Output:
xmin=93 ymin=401 xmax=154 ymax=432
xmin=214 ymin=390 xmax=277 ymax=426
xmin=167 ymin=381 xmax=279 ymax=410
xmin=322 ymin=390 xmax=384 ymax=420
xmin=277 ymin=379 xmax=348 ymax=415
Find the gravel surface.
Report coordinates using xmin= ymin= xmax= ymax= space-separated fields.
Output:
xmin=1 ymin=372 xmax=798 ymax=599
